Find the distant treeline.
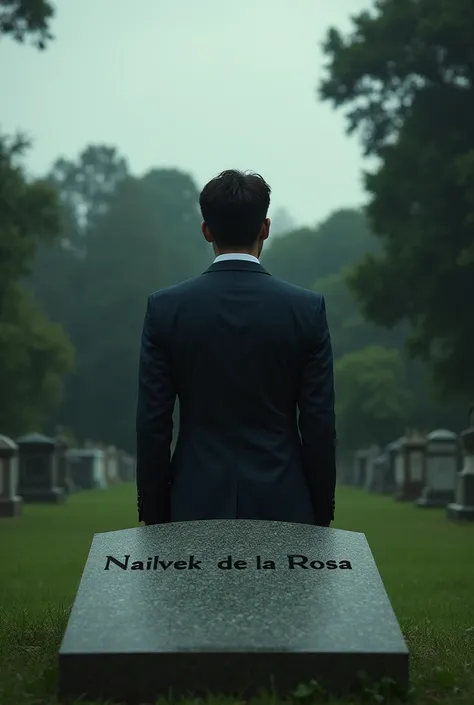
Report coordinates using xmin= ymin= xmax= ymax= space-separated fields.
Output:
xmin=21 ymin=145 xmax=462 ymax=453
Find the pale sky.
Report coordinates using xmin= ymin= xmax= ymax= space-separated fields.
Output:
xmin=0 ymin=0 xmax=372 ymax=228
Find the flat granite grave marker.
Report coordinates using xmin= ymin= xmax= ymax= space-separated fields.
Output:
xmin=59 ymin=520 xmax=408 ymax=704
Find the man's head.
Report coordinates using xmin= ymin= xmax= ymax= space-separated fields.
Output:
xmin=199 ymin=169 xmax=271 ymax=257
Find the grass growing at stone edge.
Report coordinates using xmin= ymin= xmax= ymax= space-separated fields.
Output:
xmin=0 ymin=484 xmax=473 ymax=705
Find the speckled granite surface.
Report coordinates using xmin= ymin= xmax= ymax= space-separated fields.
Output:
xmin=59 ymin=520 xmax=408 ymax=703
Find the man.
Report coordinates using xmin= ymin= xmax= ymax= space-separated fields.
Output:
xmin=136 ymin=169 xmax=336 ymax=527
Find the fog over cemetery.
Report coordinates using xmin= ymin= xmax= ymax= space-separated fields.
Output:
xmin=1 ymin=1 xmax=474 ymax=705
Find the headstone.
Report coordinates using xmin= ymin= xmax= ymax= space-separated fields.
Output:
xmin=381 ymin=440 xmax=401 ymax=495
xmin=394 ymin=434 xmax=426 ymax=501
xmin=59 ymin=520 xmax=409 ymax=703
xmin=364 ymin=445 xmax=381 ymax=492
xmin=56 ymin=437 xmax=76 ymax=494
xmin=0 ymin=435 xmax=23 ymax=518
xmin=371 ymin=453 xmax=389 ymax=493
xmin=118 ymin=451 xmax=136 ymax=483
xmin=415 ymin=430 xmax=458 ymax=508
xmin=16 ymin=433 xmax=65 ymax=504
xmin=105 ymin=446 xmax=120 ymax=485
xmin=333 ymin=453 xmax=350 ymax=485
xmin=353 ymin=449 xmax=369 ymax=487
xmin=447 ymin=410 xmax=474 ymax=521
xmin=68 ymin=448 xmax=107 ymax=490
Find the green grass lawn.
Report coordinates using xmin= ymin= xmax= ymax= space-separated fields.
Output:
xmin=0 ymin=484 xmax=473 ymax=705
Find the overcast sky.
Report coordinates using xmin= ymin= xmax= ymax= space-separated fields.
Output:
xmin=1 ymin=0 xmax=372 ymax=228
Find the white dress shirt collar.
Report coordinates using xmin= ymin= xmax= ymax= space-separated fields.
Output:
xmin=213 ymin=253 xmax=260 ymax=264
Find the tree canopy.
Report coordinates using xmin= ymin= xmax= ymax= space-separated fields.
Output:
xmin=320 ymin=0 xmax=474 ymax=400
xmin=0 ymin=0 xmax=75 ymax=436
xmin=335 ymin=345 xmax=413 ymax=450
xmin=0 ymin=131 xmax=73 ymax=437
xmin=30 ymin=146 xmax=211 ymax=450
xmin=262 ymin=208 xmax=378 ymax=290
xmin=2 ymin=0 xmax=467 ymax=450
xmin=0 ymin=0 xmax=54 ymax=49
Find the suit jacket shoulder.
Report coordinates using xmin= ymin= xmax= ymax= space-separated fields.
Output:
xmin=270 ymin=276 xmax=324 ymax=305
xmin=148 ymin=275 xmax=203 ymax=306
xmin=268 ymin=277 xmax=327 ymax=333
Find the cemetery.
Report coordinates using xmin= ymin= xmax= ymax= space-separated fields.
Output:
xmin=1 ymin=419 xmax=474 ymax=705
xmin=2 ymin=2 xmax=474 ymax=703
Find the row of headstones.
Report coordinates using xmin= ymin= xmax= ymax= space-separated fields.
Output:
xmin=347 ymin=423 xmax=474 ymax=521
xmin=0 ymin=432 xmax=136 ymax=519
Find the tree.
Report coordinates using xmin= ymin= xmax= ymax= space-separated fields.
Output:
xmin=314 ymin=268 xmax=399 ymax=358
xmin=48 ymin=144 xmax=130 ymax=244
xmin=335 ymin=346 xmax=413 ymax=450
xmin=0 ymin=283 xmax=73 ymax=435
xmin=263 ymin=209 xmax=378 ymax=290
xmin=0 ymin=133 xmax=59 ymax=305
xmin=29 ymin=145 xmax=130 ymax=332
xmin=31 ymin=159 xmax=210 ymax=450
xmin=0 ymin=0 xmax=74 ymax=435
xmin=315 ymin=270 xmax=464 ymax=435
xmin=320 ymin=0 xmax=474 ymax=399
xmin=0 ymin=0 xmax=54 ymax=49
xmin=0 ymin=135 xmax=74 ymax=435
xmin=140 ymin=168 xmax=210 ymax=284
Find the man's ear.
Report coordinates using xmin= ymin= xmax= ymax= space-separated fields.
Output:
xmin=260 ymin=218 xmax=271 ymax=241
xmin=201 ymin=221 xmax=213 ymax=244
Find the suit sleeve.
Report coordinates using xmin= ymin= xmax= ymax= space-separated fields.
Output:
xmin=297 ymin=295 xmax=337 ymax=525
xmin=136 ymin=295 xmax=176 ymax=524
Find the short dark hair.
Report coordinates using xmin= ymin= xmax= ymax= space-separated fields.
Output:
xmin=199 ymin=169 xmax=271 ymax=248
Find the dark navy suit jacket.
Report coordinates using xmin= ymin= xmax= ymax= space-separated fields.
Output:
xmin=136 ymin=258 xmax=336 ymax=525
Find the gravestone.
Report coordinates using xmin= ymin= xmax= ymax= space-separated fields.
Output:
xmin=56 ymin=437 xmax=76 ymax=494
xmin=371 ymin=453 xmax=389 ymax=493
xmin=353 ymin=449 xmax=370 ymax=487
xmin=339 ymin=456 xmax=354 ymax=486
xmin=105 ymin=446 xmax=120 ymax=485
xmin=118 ymin=451 xmax=136 ymax=483
xmin=59 ymin=520 xmax=409 ymax=704
xmin=364 ymin=445 xmax=381 ymax=492
xmin=416 ymin=430 xmax=458 ymax=508
xmin=0 ymin=435 xmax=22 ymax=518
xmin=394 ymin=435 xmax=426 ymax=501
xmin=447 ymin=411 xmax=474 ymax=522
xmin=16 ymin=433 xmax=65 ymax=504
xmin=381 ymin=440 xmax=401 ymax=495
xmin=68 ymin=448 xmax=107 ymax=490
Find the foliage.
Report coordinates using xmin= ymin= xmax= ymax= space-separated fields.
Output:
xmin=0 ymin=133 xmax=59 ymax=302
xmin=0 ymin=0 xmax=54 ymax=49
xmin=319 ymin=0 xmax=474 ymax=400
xmin=0 ymin=0 xmax=74 ymax=435
xmin=30 ymin=147 xmax=211 ymax=450
xmin=48 ymin=144 xmax=129 ymax=239
xmin=335 ymin=345 xmax=413 ymax=449
xmin=262 ymin=208 xmax=378 ymax=290
xmin=0 ymin=133 xmax=74 ymax=435
xmin=0 ymin=283 xmax=73 ymax=435
xmin=315 ymin=268 xmax=399 ymax=358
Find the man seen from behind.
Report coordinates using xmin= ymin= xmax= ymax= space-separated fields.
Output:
xmin=136 ymin=169 xmax=337 ymax=527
